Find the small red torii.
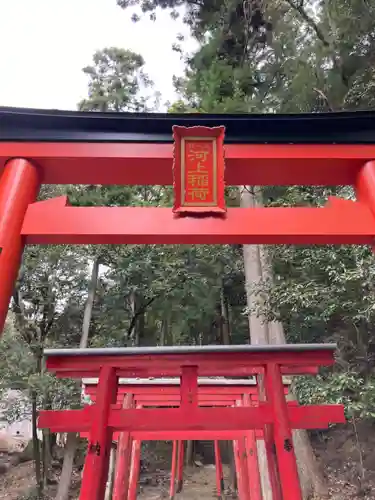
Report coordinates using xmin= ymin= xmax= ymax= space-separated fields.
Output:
xmin=38 ymin=344 xmax=346 ymax=500
xmin=82 ymin=376 xmax=290 ymax=500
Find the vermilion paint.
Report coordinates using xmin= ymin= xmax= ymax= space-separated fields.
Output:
xmin=0 ymin=159 xmax=39 ymax=333
xmin=112 ymin=393 xmax=133 ymax=500
xmin=0 ymin=142 xmax=374 ymax=185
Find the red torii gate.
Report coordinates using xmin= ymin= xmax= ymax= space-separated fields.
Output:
xmin=38 ymin=344 xmax=346 ymax=500
xmin=1 ymin=108 xmax=375 ymax=334
xmin=0 ymin=107 xmax=373 ymax=498
xmin=82 ymin=377 xmax=290 ymax=500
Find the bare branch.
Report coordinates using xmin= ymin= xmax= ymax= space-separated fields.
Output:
xmin=284 ymin=0 xmax=330 ymax=47
xmin=126 ymin=281 xmax=182 ymax=340
xmin=313 ymin=87 xmax=335 ymax=111
xmin=127 ymin=295 xmax=156 ymax=339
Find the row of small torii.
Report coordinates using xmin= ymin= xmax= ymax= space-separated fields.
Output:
xmin=38 ymin=344 xmax=345 ymax=500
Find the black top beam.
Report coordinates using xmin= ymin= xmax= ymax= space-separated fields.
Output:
xmin=82 ymin=377 xmax=258 ymax=385
xmin=1 ymin=106 xmax=375 ymax=143
xmin=44 ymin=343 xmax=336 ymax=357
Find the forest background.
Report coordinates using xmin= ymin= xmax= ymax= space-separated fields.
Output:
xmin=1 ymin=0 xmax=375 ymax=499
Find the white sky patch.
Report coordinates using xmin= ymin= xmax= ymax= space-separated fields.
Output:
xmin=0 ymin=0 xmax=197 ymax=111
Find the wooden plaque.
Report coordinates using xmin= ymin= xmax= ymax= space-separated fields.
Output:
xmin=172 ymin=125 xmax=226 ymax=214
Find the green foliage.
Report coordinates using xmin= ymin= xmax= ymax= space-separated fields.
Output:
xmin=86 ymin=242 xmax=246 ymax=347
xmin=0 ymin=182 xmax=90 ymax=423
xmin=0 ymin=241 xmax=86 ymax=418
xmin=79 ymin=47 xmax=152 ymax=111
xmin=118 ymin=0 xmax=375 ymax=113
xmin=295 ymin=372 xmax=375 ymax=420
xmin=251 ymin=187 xmax=375 ymax=375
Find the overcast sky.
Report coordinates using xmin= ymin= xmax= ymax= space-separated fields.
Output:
xmin=0 ymin=0 xmax=197 ymax=111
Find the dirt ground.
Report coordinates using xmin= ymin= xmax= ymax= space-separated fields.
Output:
xmin=0 ymin=462 xmax=35 ymax=500
xmin=313 ymin=422 xmax=375 ymax=500
xmin=139 ymin=465 xmax=231 ymax=499
xmin=0 ymin=422 xmax=375 ymax=499
xmin=0 ymin=463 xmax=228 ymax=500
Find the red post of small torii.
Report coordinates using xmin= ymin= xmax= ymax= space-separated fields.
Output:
xmin=176 ymin=440 xmax=184 ymax=493
xmin=170 ymin=439 xmax=178 ymax=500
xmin=214 ymin=440 xmax=224 ymax=499
xmin=243 ymin=394 xmax=262 ymax=500
xmin=128 ymin=405 xmax=142 ymax=500
xmin=80 ymin=366 xmax=117 ymax=500
xmin=112 ymin=393 xmax=133 ymax=500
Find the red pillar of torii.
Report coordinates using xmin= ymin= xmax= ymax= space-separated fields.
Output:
xmin=0 ymin=107 xmax=375 ymax=498
xmin=0 ymin=158 xmax=39 ymax=331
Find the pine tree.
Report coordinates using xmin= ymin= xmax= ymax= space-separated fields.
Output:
xmin=79 ymin=47 xmax=152 ymax=112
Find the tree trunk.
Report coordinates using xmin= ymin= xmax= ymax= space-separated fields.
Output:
xmin=80 ymin=255 xmax=101 ymax=349
xmin=42 ymin=428 xmax=52 ymax=487
xmin=185 ymin=440 xmax=194 ymax=466
xmin=160 ymin=314 xmax=168 ymax=346
xmin=104 ymin=445 xmax=116 ymax=500
xmin=219 ymin=283 xmax=236 ymax=488
xmin=240 ymin=186 xmax=275 ymax=500
xmin=242 ymin=186 xmax=329 ymax=499
xmin=129 ymin=290 xmax=136 ymax=345
xmin=228 ymin=441 xmax=237 ymax=491
xmin=240 ymin=187 xmax=269 ymax=346
xmin=31 ymin=390 xmax=43 ymax=499
xmin=220 ymin=284 xmax=231 ymax=345
xmin=55 ymin=256 xmax=101 ymax=500
xmin=41 ymin=355 xmax=54 ymax=487
xmin=55 ymin=433 xmax=79 ymax=500
xmin=135 ymin=297 xmax=145 ymax=347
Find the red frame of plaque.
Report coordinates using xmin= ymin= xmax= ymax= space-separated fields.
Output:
xmin=172 ymin=126 xmax=226 ymax=214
